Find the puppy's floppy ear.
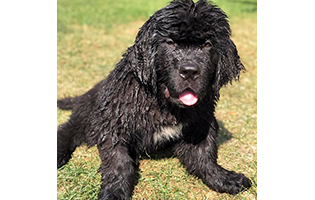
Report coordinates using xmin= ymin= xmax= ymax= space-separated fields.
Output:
xmin=131 ymin=17 xmax=158 ymax=93
xmin=213 ymin=37 xmax=245 ymax=100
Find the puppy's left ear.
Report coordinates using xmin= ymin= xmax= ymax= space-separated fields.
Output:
xmin=213 ymin=38 xmax=245 ymax=99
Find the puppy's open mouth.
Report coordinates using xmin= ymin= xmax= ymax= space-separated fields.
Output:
xmin=179 ymin=88 xmax=198 ymax=106
xmin=164 ymin=87 xmax=198 ymax=106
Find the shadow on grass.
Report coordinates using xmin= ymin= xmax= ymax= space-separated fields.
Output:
xmin=140 ymin=120 xmax=232 ymax=160
xmin=216 ymin=120 xmax=232 ymax=146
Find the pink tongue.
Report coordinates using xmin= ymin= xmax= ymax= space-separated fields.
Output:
xmin=179 ymin=90 xmax=198 ymax=106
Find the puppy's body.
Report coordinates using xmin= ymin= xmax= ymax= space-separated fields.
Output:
xmin=58 ymin=0 xmax=251 ymax=199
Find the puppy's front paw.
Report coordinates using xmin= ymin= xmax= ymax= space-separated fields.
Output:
xmin=99 ymin=188 xmax=131 ymax=200
xmin=220 ymin=172 xmax=252 ymax=194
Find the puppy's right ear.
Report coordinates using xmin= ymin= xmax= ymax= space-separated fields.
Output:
xmin=129 ymin=17 xmax=158 ymax=94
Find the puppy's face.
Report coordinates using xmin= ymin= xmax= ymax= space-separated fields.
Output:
xmin=134 ymin=1 xmax=242 ymax=107
xmin=156 ymin=37 xmax=216 ymax=107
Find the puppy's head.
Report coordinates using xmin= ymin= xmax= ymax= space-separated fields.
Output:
xmin=132 ymin=0 xmax=244 ymax=107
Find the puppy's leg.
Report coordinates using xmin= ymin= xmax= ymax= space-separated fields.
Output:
xmin=57 ymin=117 xmax=85 ymax=169
xmin=175 ymin=122 xmax=251 ymax=195
xmin=97 ymin=141 xmax=138 ymax=200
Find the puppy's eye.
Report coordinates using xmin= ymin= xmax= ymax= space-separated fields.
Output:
xmin=203 ymin=41 xmax=212 ymax=48
xmin=166 ymin=39 xmax=176 ymax=47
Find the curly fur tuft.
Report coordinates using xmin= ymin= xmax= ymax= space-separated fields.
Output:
xmin=57 ymin=1 xmax=250 ymax=199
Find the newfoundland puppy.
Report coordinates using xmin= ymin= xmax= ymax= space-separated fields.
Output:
xmin=57 ymin=0 xmax=251 ymax=199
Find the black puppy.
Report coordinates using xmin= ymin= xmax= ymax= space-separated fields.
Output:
xmin=57 ymin=0 xmax=251 ymax=199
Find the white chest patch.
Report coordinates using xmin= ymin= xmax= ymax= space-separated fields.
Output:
xmin=153 ymin=123 xmax=183 ymax=144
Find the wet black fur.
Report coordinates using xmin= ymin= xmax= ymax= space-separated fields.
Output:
xmin=57 ymin=0 xmax=251 ymax=199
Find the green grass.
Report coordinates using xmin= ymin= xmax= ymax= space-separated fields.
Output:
xmin=57 ymin=0 xmax=257 ymax=199
xmin=57 ymin=0 xmax=170 ymax=34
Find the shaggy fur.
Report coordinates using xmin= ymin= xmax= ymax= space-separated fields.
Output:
xmin=57 ymin=0 xmax=251 ymax=199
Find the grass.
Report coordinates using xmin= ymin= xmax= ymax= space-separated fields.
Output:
xmin=57 ymin=0 xmax=257 ymax=199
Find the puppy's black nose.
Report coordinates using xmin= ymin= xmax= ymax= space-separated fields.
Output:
xmin=179 ymin=65 xmax=200 ymax=80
